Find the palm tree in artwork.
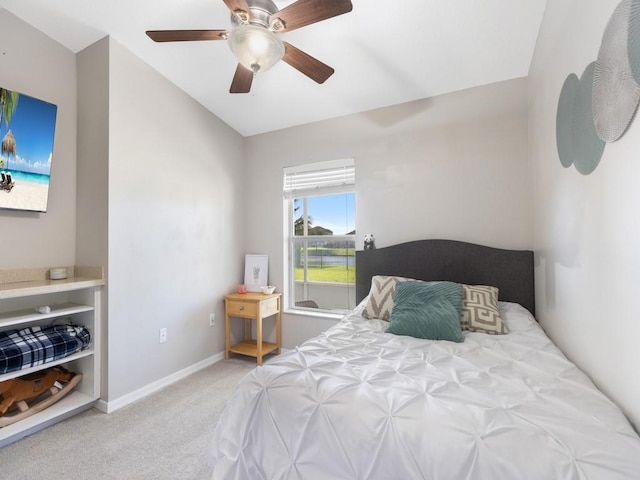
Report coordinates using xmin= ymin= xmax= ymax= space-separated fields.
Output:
xmin=0 ymin=89 xmax=19 ymax=126
xmin=0 ymin=88 xmax=19 ymax=170
xmin=2 ymin=130 xmax=16 ymax=171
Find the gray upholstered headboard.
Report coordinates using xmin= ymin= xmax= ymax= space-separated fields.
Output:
xmin=355 ymin=239 xmax=535 ymax=316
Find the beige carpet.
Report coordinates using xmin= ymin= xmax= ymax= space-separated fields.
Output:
xmin=0 ymin=357 xmax=256 ymax=480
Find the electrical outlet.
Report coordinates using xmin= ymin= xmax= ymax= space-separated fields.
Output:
xmin=209 ymin=313 xmax=216 ymax=326
xmin=159 ymin=327 xmax=167 ymax=343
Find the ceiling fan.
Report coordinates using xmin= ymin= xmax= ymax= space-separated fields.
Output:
xmin=146 ymin=0 xmax=353 ymax=94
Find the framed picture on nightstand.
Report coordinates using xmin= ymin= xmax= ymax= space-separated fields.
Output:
xmin=244 ymin=254 xmax=268 ymax=292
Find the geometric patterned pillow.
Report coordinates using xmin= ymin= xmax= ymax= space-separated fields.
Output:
xmin=361 ymin=275 xmax=413 ymax=321
xmin=460 ymin=284 xmax=507 ymax=334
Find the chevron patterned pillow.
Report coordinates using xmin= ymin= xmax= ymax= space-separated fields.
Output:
xmin=362 ymin=275 xmax=413 ymax=320
xmin=460 ymin=285 xmax=507 ymax=334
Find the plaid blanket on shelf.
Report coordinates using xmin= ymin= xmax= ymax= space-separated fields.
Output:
xmin=0 ymin=325 xmax=91 ymax=376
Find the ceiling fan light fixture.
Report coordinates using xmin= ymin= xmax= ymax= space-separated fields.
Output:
xmin=228 ymin=24 xmax=284 ymax=74
xmin=147 ymin=0 xmax=353 ymax=93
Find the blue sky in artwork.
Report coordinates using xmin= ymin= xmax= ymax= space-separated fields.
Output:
xmin=0 ymin=91 xmax=57 ymax=175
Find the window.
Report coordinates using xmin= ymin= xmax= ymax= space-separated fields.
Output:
xmin=284 ymin=159 xmax=355 ymax=314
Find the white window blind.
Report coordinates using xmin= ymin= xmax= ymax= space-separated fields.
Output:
xmin=284 ymin=158 xmax=355 ymax=198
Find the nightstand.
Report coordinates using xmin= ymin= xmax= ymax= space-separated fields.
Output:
xmin=224 ymin=292 xmax=282 ymax=365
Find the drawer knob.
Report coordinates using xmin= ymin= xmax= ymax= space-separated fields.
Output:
xmin=239 ymin=306 xmax=244 ymax=311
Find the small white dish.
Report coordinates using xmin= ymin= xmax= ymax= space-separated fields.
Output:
xmin=261 ymin=285 xmax=276 ymax=294
xmin=49 ymin=267 xmax=67 ymax=280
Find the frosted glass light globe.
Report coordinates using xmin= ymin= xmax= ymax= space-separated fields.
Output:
xmin=228 ymin=24 xmax=284 ymax=74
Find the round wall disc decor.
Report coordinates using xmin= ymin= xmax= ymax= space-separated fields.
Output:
xmin=574 ymin=62 xmax=606 ymax=175
xmin=628 ymin=0 xmax=640 ymax=84
xmin=556 ymin=73 xmax=580 ymax=168
xmin=593 ymin=0 xmax=640 ymax=142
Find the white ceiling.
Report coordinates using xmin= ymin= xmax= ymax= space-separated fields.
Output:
xmin=0 ymin=0 xmax=547 ymax=137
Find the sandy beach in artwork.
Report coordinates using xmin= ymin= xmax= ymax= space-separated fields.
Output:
xmin=0 ymin=179 xmax=49 ymax=212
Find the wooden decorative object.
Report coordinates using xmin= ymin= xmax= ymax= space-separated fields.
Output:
xmin=0 ymin=367 xmax=83 ymax=428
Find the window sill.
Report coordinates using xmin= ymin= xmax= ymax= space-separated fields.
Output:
xmin=284 ymin=308 xmax=345 ymax=321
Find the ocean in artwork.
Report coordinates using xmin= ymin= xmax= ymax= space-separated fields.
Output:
xmin=4 ymin=170 xmax=50 ymax=185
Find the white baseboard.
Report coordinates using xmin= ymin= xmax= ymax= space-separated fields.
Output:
xmin=95 ymin=352 xmax=225 ymax=414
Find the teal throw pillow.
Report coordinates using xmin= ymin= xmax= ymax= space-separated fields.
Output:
xmin=386 ymin=281 xmax=464 ymax=342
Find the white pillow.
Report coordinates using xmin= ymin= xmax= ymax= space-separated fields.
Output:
xmin=361 ymin=275 xmax=412 ymax=320
xmin=461 ymin=284 xmax=507 ymax=334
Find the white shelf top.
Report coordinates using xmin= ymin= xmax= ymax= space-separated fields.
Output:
xmin=0 ymin=390 xmax=96 ymax=445
xmin=0 ymin=266 xmax=104 ymax=300
xmin=0 ymin=302 xmax=95 ymax=328
xmin=0 ymin=348 xmax=95 ymax=383
xmin=0 ymin=277 xmax=104 ymax=299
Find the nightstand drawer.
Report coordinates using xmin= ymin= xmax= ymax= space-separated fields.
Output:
xmin=226 ymin=300 xmax=257 ymax=318
xmin=259 ymin=297 xmax=279 ymax=317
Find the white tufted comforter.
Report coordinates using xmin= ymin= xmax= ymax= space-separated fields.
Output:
xmin=210 ymin=302 xmax=640 ymax=480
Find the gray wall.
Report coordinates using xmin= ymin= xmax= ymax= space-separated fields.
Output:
xmin=97 ymin=38 xmax=245 ymax=402
xmin=0 ymin=10 xmax=77 ymax=267
xmin=529 ymin=0 xmax=640 ymax=427
xmin=77 ymin=36 xmax=110 ymax=398
xmin=244 ymin=77 xmax=533 ymax=348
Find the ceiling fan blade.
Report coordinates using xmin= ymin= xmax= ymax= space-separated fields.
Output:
xmin=230 ymin=64 xmax=254 ymax=93
xmin=270 ymin=0 xmax=352 ymax=32
xmin=283 ymin=42 xmax=334 ymax=84
xmin=146 ymin=30 xmax=228 ymax=42
xmin=222 ymin=0 xmax=252 ymax=21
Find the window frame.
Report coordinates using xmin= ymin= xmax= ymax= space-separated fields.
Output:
xmin=283 ymin=159 xmax=355 ymax=315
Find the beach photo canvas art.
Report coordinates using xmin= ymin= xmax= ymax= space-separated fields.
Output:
xmin=0 ymin=87 xmax=57 ymax=213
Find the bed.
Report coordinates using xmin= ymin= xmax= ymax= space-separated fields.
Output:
xmin=210 ymin=239 xmax=640 ymax=479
